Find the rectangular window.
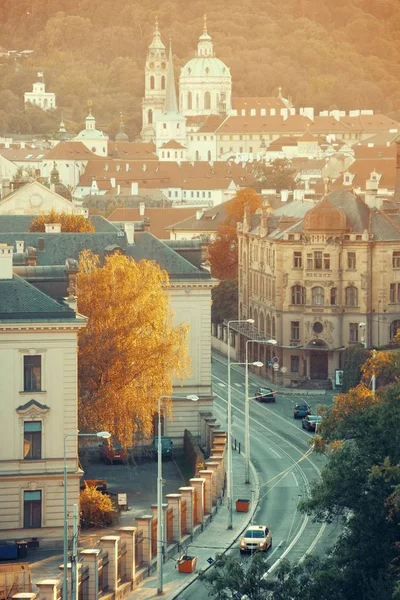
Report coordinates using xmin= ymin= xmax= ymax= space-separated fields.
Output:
xmin=323 ymin=254 xmax=331 ymax=270
xmin=293 ymin=252 xmax=302 ymax=268
xmin=24 ymin=355 xmax=41 ymax=392
xmin=314 ymin=251 xmax=322 ymax=269
xmin=24 ymin=422 xmax=42 ymax=460
xmin=330 ymin=288 xmax=337 ymax=306
xmin=306 ymin=254 xmax=313 ymax=270
xmin=291 ymin=321 xmax=300 ymax=341
xmin=291 ymin=356 xmax=300 ymax=372
xmin=347 ymin=252 xmax=356 ymax=269
xmin=349 ymin=323 xmax=359 ymax=343
xmin=393 ymin=252 xmax=400 ymax=268
xmin=390 ymin=283 xmax=400 ymax=303
xmin=23 ymin=490 xmax=42 ymax=528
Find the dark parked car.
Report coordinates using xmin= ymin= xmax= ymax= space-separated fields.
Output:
xmin=256 ymin=387 xmax=276 ymax=403
xmin=293 ymin=403 xmax=312 ymax=419
xmin=302 ymin=415 xmax=323 ymax=432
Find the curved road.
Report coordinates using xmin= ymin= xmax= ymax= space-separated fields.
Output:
xmin=176 ymin=355 xmax=339 ymax=599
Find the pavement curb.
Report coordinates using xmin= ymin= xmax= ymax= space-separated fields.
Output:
xmin=170 ymin=454 xmax=260 ymax=599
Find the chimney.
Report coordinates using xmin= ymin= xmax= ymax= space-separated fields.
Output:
xmin=395 ymin=135 xmax=400 ymax=203
xmin=26 ymin=246 xmax=37 ymax=266
xmin=139 ymin=202 xmax=145 ymax=217
xmin=16 ymin=240 xmax=24 ymax=253
xmin=280 ymin=189 xmax=289 ymax=202
xmin=131 ymin=182 xmax=138 ymax=195
xmin=20 ymin=141 xmax=25 ymax=149
xmin=124 ymin=222 xmax=134 ymax=245
xmin=110 ymin=177 xmax=116 ymax=188
xmin=45 ymin=223 xmax=61 ymax=233
xmin=0 ymin=244 xmax=13 ymax=280
xmin=117 ymin=184 xmax=121 ymax=195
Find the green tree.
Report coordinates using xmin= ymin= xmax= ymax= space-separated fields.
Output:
xmin=251 ymin=159 xmax=297 ymax=193
xmin=211 ymin=279 xmax=238 ymax=324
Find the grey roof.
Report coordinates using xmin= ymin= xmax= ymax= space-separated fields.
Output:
xmin=273 ymin=200 xmax=315 ymax=219
xmin=0 ymin=274 xmax=78 ymax=320
xmin=327 ymin=190 xmax=370 ymax=232
xmin=0 ymin=217 xmax=211 ymax=280
xmin=370 ymin=210 xmax=400 ymax=240
xmin=0 ymin=214 xmax=117 ymax=234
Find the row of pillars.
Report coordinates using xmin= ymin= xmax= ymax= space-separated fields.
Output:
xmin=135 ymin=430 xmax=227 ymax=567
xmin=15 ymin=430 xmax=227 ymax=600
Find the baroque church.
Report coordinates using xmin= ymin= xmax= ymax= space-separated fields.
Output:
xmin=141 ymin=16 xmax=232 ymax=144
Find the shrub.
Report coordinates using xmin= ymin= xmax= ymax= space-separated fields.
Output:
xmin=80 ymin=485 xmax=117 ymax=529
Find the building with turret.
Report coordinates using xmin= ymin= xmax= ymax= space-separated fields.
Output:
xmin=141 ymin=18 xmax=169 ymax=142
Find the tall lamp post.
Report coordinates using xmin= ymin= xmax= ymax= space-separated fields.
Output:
xmin=227 ymin=319 xmax=254 ymax=529
xmin=227 ymin=359 xmax=261 ymax=529
xmin=63 ymin=430 xmax=111 ymax=600
xmin=157 ymin=394 xmax=199 ymax=595
xmin=245 ymin=338 xmax=277 ymax=483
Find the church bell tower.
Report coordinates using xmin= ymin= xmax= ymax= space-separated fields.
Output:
xmin=141 ymin=18 xmax=168 ymax=141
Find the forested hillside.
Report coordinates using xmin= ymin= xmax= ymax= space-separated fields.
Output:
xmin=0 ymin=0 xmax=399 ymax=137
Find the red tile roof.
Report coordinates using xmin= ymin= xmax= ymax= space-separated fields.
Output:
xmin=160 ymin=140 xmax=186 ymax=149
xmin=232 ymin=97 xmax=288 ymax=111
xmin=216 ymin=115 xmax=312 ymax=134
xmin=107 ymin=207 xmax=197 ymax=238
xmin=107 ymin=141 xmax=157 ymax=159
xmin=45 ymin=142 xmax=97 ymax=160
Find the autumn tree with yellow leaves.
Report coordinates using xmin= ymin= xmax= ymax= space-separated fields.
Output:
xmin=76 ymin=251 xmax=191 ymax=448
xmin=29 ymin=208 xmax=95 ymax=233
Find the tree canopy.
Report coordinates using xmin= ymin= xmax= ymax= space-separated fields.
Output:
xmin=208 ymin=187 xmax=261 ymax=280
xmin=0 ymin=0 xmax=399 ymax=136
xmin=29 ymin=209 xmax=95 ymax=232
xmin=76 ymin=250 xmax=191 ymax=447
xmin=251 ymin=158 xmax=297 ymax=193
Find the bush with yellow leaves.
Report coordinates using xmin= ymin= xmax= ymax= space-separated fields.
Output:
xmin=80 ymin=484 xmax=118 ymax=529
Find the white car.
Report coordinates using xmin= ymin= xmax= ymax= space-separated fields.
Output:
xmin=239 ymin=525 xmax=272 ymax=554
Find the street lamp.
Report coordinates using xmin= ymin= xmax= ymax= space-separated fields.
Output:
xmin=63 ymin=430 xmax=111 ymax=600
xmin=227 ymin=358 xmax=261 ymax=529
xmin=227 ymin=319 xmax=254 ymax=529
xmin=157 ymin=394 xmax=198 ymax=595
xmin=245 ymin=338 xmax=277 ymax=483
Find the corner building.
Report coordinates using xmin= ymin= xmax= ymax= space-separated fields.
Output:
xmin=238 ymin=191 xmax=400 ymax=387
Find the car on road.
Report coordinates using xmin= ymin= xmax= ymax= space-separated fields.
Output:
xmin=100 ymin=439 xmax=128 ymax=464
xmin=154 ymin=436 xmax=173 ymax=460
xmin=239 ymin=525 xmax=272 ymax=554
xmin=256 ymin=387 xmax=276 ymax=403
xmin=302 ymin=415 xmax=323 ymax=432
xmin=293 ymin=403 xmax=312 ymax=419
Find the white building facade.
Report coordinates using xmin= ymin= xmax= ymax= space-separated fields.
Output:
xmin=0 ymin=245 xmax=86 ymax=544
xmin=24 ymin=80 xmax=56 ymax=111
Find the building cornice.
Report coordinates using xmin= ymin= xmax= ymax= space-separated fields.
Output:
xmin=0 ymin=321 xmax=87 ymax=333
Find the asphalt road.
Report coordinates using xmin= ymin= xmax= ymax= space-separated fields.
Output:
xmin=176 ymin=355 xmax=340 ymax=599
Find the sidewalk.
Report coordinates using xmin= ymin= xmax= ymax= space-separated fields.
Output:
xmin=128 ymin=449 xmax=259 ymax=600
xmin=29 ymin=449 xmax=259 ymax=598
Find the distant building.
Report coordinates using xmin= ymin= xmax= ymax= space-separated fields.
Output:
xmin=236 ymin=191 xmax=400 ymax=389
xmin=24 ymin=77 xmax=56 ymax=111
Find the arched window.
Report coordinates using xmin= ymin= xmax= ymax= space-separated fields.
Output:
xmin=260 ymin=312 xmax=265 ymax=334
xmin=161 ymin=76 xmax=165 ymax=90
xmin=345 ymin=286 xmax=358 ymax=307
xmin=254 ymin=309 xmax=258 ymax=329
xmin=204 ymin=91 xmax=211 ymax=110
xmin=196 ymin=94 xmax=200 ymax=109
xmin=188 ymin=91 xmax=192 ymax=109
xmin=272 ymin=316 xmax=276 ymax=338
xmin=195 ymin=150 xmax=200 ymax=161
xmin=330 ymin=288 xmax=337 ymax=306
xmin=208 ymin=150 xmax=211 ymax=161
xmin=291 ymin=285 xmax=305 ymax=305
xmin=266 ymin=314 xmax=271 ymax=336
xmin=312 ymin=287 xmax=324 ymax=306
xmin=148 ymin=109 xmax=153 ymax=124
xmin=150 ymin=75 xmax=155 ymax=90
xmin=390 ymin=320 xmax=400 ymax=340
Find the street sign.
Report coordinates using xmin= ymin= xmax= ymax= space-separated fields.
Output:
xmin=272 ymin=356 xmax=279 ymax=363
xmin=273 ymin=363 xmax=279 ymax=371
xmin=118 ymin=493 xmax=127 ymax=507
xmin=281 ymin=366 xmax=287 ymax=374
xmin=268 ymin=360 xmax=273 ymax=367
